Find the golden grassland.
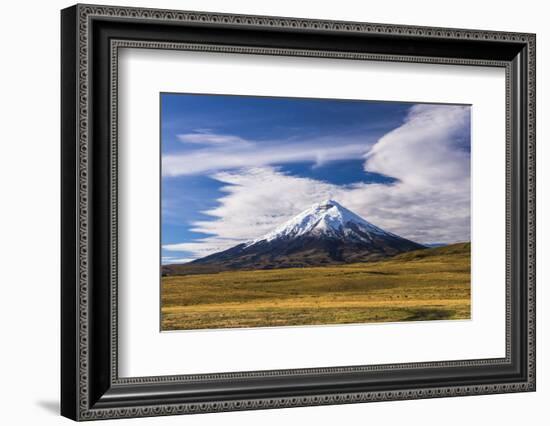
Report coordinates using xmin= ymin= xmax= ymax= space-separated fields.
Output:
xmin=161 ymin=243 xmax=471 ymax=331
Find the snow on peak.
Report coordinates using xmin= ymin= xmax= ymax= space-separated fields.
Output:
xmin=246 ymin=200 xmax=396 ymax=247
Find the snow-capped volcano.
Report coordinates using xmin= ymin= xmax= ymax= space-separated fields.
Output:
xmin=180 ymin=200 xmax=425 ymax=271
xmin=246 ymin=200 xmax=398 ymax=247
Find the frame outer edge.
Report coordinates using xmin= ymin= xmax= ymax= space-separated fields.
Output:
xmin=76 ymin=2 xmax=91 ymax=420
xmin=61 ymin=4 xmax=80 ymax=422
xmin=527 ymin=34 xmax=536 ymax=390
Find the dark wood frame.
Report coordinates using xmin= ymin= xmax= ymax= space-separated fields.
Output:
xmin=61 ymin=4 xmax=536 ymax=421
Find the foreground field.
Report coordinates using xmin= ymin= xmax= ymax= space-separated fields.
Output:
xmin=161 ymin=243 xmax=470 ymax=331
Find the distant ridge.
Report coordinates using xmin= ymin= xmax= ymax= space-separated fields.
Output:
xmin=164 ymin=200 xmax=426 ymax=274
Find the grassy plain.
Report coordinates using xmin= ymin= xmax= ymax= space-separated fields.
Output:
xmin=161 ymin=243 xmax=471 ymax=330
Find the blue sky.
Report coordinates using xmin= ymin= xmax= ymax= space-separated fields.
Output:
xmin=161 ymin=93 xmax=471 ymax=264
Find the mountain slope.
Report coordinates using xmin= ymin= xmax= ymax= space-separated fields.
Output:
xmin=164 ymin=200 xmax=426 ymax=274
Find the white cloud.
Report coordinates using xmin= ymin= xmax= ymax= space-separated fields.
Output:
xmin=163 ymin=135 xmax=372 ymax=176
xmin=177 ymin=131 xmax=252 ymax=146
xmin=343 ymin=104 xmax=471 ymax=243
xmin=364 ymin=104 xmax=470 ymax=186
xmin=163 ymin=237 xmax=247 ymax=260
xmin=161 ymin=256 xmax=196 ymax=265
xmin=164 ymin=105 xmax=471 ymax=257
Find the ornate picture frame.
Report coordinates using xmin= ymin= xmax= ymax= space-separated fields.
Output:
xmin=61 ymin=4 xmax=535 ymax=421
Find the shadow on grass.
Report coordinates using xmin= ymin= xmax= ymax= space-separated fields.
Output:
xmin=404 ymin=308 xmax=455 ymax=321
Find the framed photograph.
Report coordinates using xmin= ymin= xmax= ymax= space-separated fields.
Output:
xmin=61 ymin=4 xmax=536 ymax=421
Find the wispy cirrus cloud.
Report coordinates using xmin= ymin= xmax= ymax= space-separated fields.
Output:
xmin=163 ymin=104 xmax=471 ymax=259
xmin=161 ymin=256 xmax=196 ymax=264
xmin=177 ymin=130 xmax=253 ymax=147
xmin=162 ymin=139 xmax=369 ymax=176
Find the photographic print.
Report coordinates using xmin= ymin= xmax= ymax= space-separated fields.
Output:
xmin=160 ymin=94 xmax=471 ymax=331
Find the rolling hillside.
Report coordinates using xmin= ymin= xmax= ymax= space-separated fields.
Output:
xmin=161 ymin=242 xmax=471 ymax=330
